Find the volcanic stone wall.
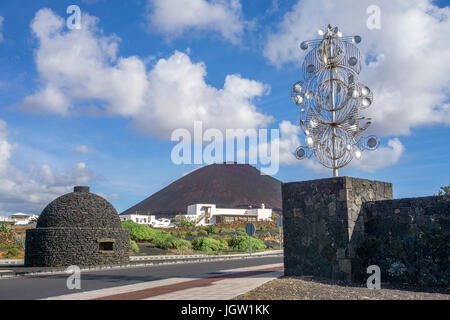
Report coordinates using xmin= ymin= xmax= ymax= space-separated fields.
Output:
xmin=283 ymin=177 xmax=450 ymax=287
xmin=282 ymin=177 xmax=393 ymax=282
xmin=352 ymin=195 xmax=449 ymax=286
xmin=25 ymin=228 xmax=129 ymax=267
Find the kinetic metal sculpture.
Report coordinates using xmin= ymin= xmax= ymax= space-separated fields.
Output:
xmin=291 ymin=25 xmax=378 ymax=177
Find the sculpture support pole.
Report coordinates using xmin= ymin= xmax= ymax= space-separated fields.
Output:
xmin=329 ymin=39 xmax=338 ymax=177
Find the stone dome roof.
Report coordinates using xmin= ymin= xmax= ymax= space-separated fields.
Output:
xmin=36 ymin=186 xmax=121 ymax=228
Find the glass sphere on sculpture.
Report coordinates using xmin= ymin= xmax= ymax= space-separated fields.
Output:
xmin=293 ymin=95 xmax=304 ymax=105
xmin=293 ymin=83 xmax=303 ymax=93
xmin=362 ymin=98 xmax=371 ymax=107
xmin=353 ymin=35 xmax=362 ymax=44
xmin=295 ymin=147 xmax=306 ymax=160
xmin=348 ymin=57 xmax=358 ymax=66
xmin=361 ymin=86 xmax=370 ymax=96
xmin=367 ymin=136 xmax=378 ymax=150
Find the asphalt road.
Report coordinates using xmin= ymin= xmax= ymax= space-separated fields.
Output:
xmin=0 ymin=256 xmax=283 ymax=300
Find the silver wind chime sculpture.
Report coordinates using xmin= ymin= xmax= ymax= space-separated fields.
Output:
xmin=291 ymin=25 xmax=378 ymax=177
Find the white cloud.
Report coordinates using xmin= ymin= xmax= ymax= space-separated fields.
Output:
xmin=73 ymin=145 xmax=91 ymax=153
xmin=349 ymin=138 xmax=404 ymax=172
xmin=136 ymin=51 xmax=272 ymax=136
xmin=146 ymin=0 xmax=244 ymax=44
xmin=264 ymin=0 xmax=450 ymax=136
xmin=0 ymin=119 xmax=95 ymax=214
xmin=96 ymin=192 xmax=120 ymax=200
xmin=271 ymin=120 xmax=404 ymax=173
xmin=21 ymin=8 xmax=271 ymax=139
xmin=0 ymin=16 xmax=4 ymax=42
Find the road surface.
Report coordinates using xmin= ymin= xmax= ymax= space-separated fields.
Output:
xmin=0 ymin=256 xmax=283 ymax=300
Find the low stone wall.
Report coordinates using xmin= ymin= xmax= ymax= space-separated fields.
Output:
xmin=25 ymin=228 xmax=130 ymax=267
xmin=283 ymin=176 xmax=449 ymax=287
xmin=352 ymin=195 xmax=450 ymax=286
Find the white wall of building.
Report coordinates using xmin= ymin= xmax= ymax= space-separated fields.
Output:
xmin=1 ymin=213 xmax=39 ymax=226
xmin=120 ymin=214 xmax=156 ymax=226
xmin=120 ymin=214 xmax=175 ymax=228
xmin=185 ymin=203 xmax=272 ymax=225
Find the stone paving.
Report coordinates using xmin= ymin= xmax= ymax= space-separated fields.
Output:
xmin=43 ymin=263 xmax=284 ymax=300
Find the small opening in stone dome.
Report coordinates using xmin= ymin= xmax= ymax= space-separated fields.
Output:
xmin=99 ymin=240 xmax=114 ymax=253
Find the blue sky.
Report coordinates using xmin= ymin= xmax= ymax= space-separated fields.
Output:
xmin=0 ymin=0 xmax=449 ymax=215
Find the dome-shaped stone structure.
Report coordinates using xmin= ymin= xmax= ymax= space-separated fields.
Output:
xmin=37 ymin=186 xmax=121 ymax=229
xmin=25 ymin=186 xmax=129 ymax=267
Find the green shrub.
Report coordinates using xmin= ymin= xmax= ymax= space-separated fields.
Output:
xmin=198 ymin=229 xmax=208 ymax=236
xmin=0 ymin=224 xmax=13 ymax=234
xmin=192 ymin=237 xmax=227 ymax=254
xmin=153 ymin=234 xmax=191 ymax=250
xmin=227 ymin=234 xmax=266 ymax=251
xmin=130 ymin=240 xmax=140 ymax=253
xmin=121 ymin=221 xmax=190 ymax=250
xmin=5 ymin=248 xmax=20 ymax=258
xmin=205 ymin=225 xmax=217 ymax=235
xmin=121 ymin=220 xmax=156 ymax=242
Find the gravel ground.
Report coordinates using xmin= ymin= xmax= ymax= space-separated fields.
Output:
xmin=236 ymin=276 xmax=450 ymax=300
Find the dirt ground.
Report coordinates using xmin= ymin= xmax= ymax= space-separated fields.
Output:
xmin=236 ymin=276 xmax=450 ymax=300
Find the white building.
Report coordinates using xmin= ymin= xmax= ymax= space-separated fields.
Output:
xmin=184 ymin=203 xmax=272 ymax=226
xmin=120 ymin=214 xmax=156 ymax=226
xmin=120 ymin=214 xmax=175 ymax=228
xmin=0 ymin=213 xmax=39 ymax=226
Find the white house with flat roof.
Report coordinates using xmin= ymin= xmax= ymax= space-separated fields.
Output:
xmin=119 ymin=214 xmax=175 ymax=228
xmin=0 ymin=213 xmax=39 ymax=226
xmin=184 ymin=203 xmax=272 ymax=226
xmin=120 ymin=213 xmax=156 ymax=226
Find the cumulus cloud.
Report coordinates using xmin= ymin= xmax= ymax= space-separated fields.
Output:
xmin=21 ymin=8 xmax=271 ymax=139
xmin=96 ymin=192 xmax=120 ymax=201
xmin=73 ymin=145 xmax=91 ymax=153
xmin=0 ymin=16 xmax=4 ymax=42
xmin=0 ymin=119 xmax=95 ymax=214
xmin=272 ymin=120 xmax=404 ymax=173
xmin=145 ymin=0 xmax=244 ymax=44
xmin=264 ymin=0 xmax=450 ymax=136
xmin=136 ymin=51 xmax=271 ymax=136
xmin=349 ymin=138 xmax=404 ymax=172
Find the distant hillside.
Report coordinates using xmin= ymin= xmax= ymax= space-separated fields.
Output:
xmin=121 ymin=163 xmax=282 ymax=218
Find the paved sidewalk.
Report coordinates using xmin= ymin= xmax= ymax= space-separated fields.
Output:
xmin=43 ymin=263 xmax=284 ymax=300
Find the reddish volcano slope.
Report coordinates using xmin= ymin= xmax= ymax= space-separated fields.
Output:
xmin=121 ymin=163 xmax=282 ymax=217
